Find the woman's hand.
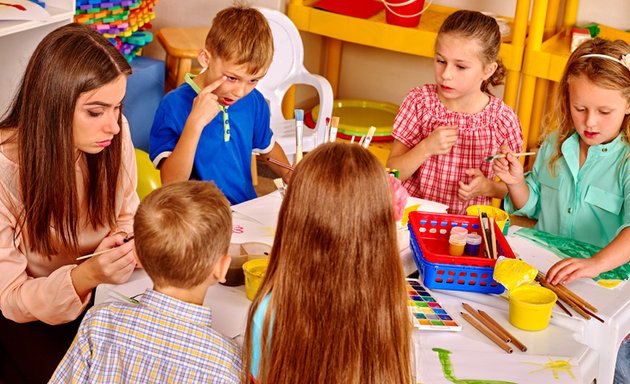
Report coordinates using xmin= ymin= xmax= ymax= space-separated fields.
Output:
xmin=492 ymin=145 xmax=525 ymax=186
xmin=71 ymin=234 xmax=136 ymax=297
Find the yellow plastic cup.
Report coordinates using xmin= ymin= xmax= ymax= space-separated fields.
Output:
xmin=509 ymin=285 xmax=557 ymax=331
xmin=243 ymin=259 xmax=270 ymax=300
xmin=466 ymin=205 xmax=510 ymax=234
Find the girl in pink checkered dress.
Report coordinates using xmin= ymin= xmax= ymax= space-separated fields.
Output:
xmin=387 ymin=10 xmax=523 ymax=214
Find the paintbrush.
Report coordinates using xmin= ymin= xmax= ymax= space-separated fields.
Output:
xmin=362 ymin=126 xmax=377 ymax=149
xmin=76 ymin=235 xmax=134 ymax=260
xmin=323 ymin=117 xmax=331 ymax=143
xmin=329 ymin=116 xmax=339 ymax=142
xmin=294 ymin=109 xmax=304 ymax=165
xmin=267 ymin=157 xmax=295 ymax=172
xmin=484 ymin=151 xmax=536 ymax=162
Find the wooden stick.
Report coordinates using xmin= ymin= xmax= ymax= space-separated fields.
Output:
xmin=76 ymin=247 xmax=117 ymax=260
xmin=555 ymin=284 xmax=597 ymax=313
xmin=485 ymin=152 xmax=536 ymax=162
xmin=477 ymin=309 xmax=528 ymax=352
xmin=266 ymin=157 xmax=295 ymax=172
xmin=582 ymin=307 xmax=605 ymax=323
xmin=76 ymin=235 xmax=134 ymax=261
xmin=461 ymin=312 xmax=513 ymax=354
xmin=477 ymin=207 xmax=491 ymax=259
xmin=536 ymin=272 xmax=597 ymax=313
xmin=489 ymin=217 xmax=497 ymax=259
xmin=539 ymin=279 xmax=591 ymax=319
xmin=462 ymin=303 xmax=510 ymax=343
xmin=555 ymin=300 xmax=573 ymax=317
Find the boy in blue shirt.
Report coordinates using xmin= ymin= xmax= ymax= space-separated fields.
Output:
xmin=150 ymin=4 xmax=291 ymax=204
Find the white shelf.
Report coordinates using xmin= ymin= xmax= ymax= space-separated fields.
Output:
xmin=0 ymin=5 xmax=74 ymax=38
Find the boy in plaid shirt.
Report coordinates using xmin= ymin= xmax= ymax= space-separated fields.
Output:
xmin=51 ymin=181 xmax=241 ymax=383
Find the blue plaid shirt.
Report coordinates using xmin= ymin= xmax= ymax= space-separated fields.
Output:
xmin=50 ymin=289 xmax=242 ymax=383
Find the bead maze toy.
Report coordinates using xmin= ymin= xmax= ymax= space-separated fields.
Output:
xmin=75 ymin=0 xmax=157 ymax=62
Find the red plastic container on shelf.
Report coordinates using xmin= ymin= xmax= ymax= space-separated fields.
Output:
xmin=408 ymin=211 xmax=517 ymax=294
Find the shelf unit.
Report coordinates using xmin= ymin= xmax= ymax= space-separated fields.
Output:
xmin=286 ymin=0 xmax=531 ymax=111
xmin=0 ymin=0 xmax=75 ymax=113
xmin=518 ymin=0 xmax=630 ymax=152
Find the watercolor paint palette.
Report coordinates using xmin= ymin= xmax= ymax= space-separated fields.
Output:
xmin=406 ymin=278 xmax=462 ymax=332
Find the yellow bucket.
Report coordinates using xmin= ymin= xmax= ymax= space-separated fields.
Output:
xmin=509 ymin=285 xmax=557 ymax=331
xmin=243 ymin=259 xmax=270 ymax=300
xmin=466 ymin=205 xmax=510 ymax=235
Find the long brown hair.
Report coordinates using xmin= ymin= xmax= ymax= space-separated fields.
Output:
xmin=0 ymin=23 xmax=132 ymax=256
xmin=546 ymin=38 xmax=630 ymax=174
xmin=243 ymin=142 xmax=413 ymax=384
xmin=438 ymin=10 xmax=505 ymax=95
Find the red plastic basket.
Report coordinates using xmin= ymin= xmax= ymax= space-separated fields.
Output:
xmin=408 ymin=211 xmax=516 ymax=266
xmin=408 ymin=211 xmax=516 ymax=294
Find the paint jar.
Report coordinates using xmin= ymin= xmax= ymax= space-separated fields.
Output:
xmin=222 ymin=243 xmax=247 ymax=286
xmin=509 ymin=285 xmax=557 ymax=331
xmin=464 ymin=234 xmax=483 ymax=256
xmin=243 ymin=258 xmax=270 ymax=300
xmin=448 ymin=234 xmax=466 ymax=256
xmin=450 ymin=226 xmax=468 ymax=237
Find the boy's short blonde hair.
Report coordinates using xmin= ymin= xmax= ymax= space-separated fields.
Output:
xmin=133 ymin=181 xmax=232 ymax=289
xmin=205 ymin=3 xmax=273 ymax=74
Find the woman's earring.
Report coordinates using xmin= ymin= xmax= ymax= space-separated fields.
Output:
xmin=199 ymin=67 xmax=207 ymax=74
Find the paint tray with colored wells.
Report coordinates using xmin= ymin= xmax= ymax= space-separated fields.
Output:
xmin=406 ymin=278 xmax=461 ymax=331
xmin=408 ymin=211 xmax=517 ymax=294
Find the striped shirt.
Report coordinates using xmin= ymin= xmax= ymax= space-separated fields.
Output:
xmin=393 ymin=84 xmax=523 ymax=214
xmin=50 ymin=289 xmax=242 ymax=383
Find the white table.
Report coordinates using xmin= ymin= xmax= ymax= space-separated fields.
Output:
xmin=95 ymin=193 xmax=629 ymax=383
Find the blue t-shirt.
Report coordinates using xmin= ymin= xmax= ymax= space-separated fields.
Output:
xmin=250 ymin=294 xmax=271 ymax=380
xmin=150 ymin=82 xmax=275 ymax=204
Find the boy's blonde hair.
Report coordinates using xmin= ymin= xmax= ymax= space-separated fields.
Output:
xmin=438 ymin=10 xmax=505 ymax=95
xmin=243 ymin=142 xmax=413 ymax=384
xmin=133 ymin=181 xmax=232 ymax=289
xmin=205 ymin=3 xmax=273 ymax=74
xmin=546 ymin=38 xmax=630 ymax=173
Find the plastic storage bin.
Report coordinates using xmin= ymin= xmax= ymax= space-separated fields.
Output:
xmin=408 ymin=211 xmax=517 ymax=294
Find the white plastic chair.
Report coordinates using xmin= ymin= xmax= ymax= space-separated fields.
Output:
xmin=257 ymin=7 xmax=334 ymax=161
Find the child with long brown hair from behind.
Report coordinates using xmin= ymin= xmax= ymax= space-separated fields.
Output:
xmin=242 ymin=142 xmax=413 ymax=384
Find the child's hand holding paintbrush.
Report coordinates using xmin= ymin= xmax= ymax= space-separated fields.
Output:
xmin=491 ymin=144 xmax=531 ymax=209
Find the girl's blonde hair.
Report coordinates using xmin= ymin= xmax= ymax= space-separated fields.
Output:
xmin=546 ymin=38 xmax=630 ymax=173
xmin=243 ymin=142 xmax=413 ymax=384
xmin=437 ymin=10 xmax=505 ymax=95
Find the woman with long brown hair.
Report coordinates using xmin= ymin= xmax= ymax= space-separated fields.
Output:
xmin=0 ymin=23 xmax=138 ymax=383
xmin=243 ymin=142 xmax=413 ymax=383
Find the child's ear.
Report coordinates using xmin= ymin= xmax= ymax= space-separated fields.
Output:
xmin=483 ymin=62 xmax=498 ymax=80
xmin=197 ymin=49 xmax=211 ymax=73
xmin=211 ymin=254 xmax=231 ymax=284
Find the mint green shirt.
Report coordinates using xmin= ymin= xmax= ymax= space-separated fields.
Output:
xmin=505 ymin=131 xmax=630 ymax=248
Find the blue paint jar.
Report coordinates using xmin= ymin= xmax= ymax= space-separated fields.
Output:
xmin=464 ymin=234 xmax=482 ymax=256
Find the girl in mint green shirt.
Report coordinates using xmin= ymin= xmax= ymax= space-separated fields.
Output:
xmin=493 ymin=38 xmax=630 ymax=286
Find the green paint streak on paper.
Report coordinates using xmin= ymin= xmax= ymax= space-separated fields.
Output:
xmin=432 ymin=348 xmax=517 ymax=384
xmin=528 ymin=358 xmax=576 ymax=380
xmin=514 ymin=227 xmax=630 ymax=281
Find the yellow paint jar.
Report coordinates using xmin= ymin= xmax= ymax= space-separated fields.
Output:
xmin=509 ymin=285 xmax=557 ymax=331
xmin=448 ymin=234 xmax=466 ymax=256
xmin=243 ymin=258 xmax=270 ymax=300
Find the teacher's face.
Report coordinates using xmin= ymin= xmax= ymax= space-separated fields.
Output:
xmin=73 ymin=75 xmax=127 ymax=154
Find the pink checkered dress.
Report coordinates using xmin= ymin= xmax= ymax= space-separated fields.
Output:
xmin=393 ymin=84 xmax=523 ymax=214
